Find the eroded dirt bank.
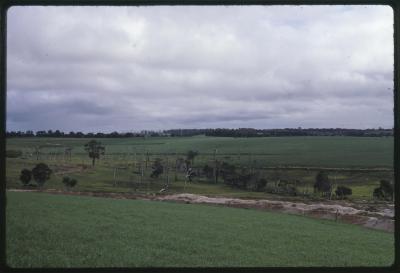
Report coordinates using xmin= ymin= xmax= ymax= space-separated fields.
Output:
xmin=8 ymin=189 xmax=394 ymax=232
xmin=157 ymin=194 xmax=394 ymax=232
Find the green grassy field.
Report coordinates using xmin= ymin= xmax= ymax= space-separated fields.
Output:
xmin=6 ymin=191 xmax=394 ymax=267
xmin=6 ymin=135 xmax=393 ymax=168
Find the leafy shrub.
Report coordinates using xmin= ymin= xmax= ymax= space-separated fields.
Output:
xmin=373 ymin=187 xmax=385 ymax=200
xmin=254 ymin=178 xmax=268 ymax=192
xmin=218 ymin=162 xmax=257 ymax=189
xmin=62 ymin=176 xmax=77 ymax=190
xmin=335 ymin=186 xmax=352 ymax=199
xmin=380 ymin=180 xmax=394 ymax=199
xmin=373 ymin=180 xmax=393 ymax=201
xmin=286 ymin=185 xmax=298 ymax=196
xmin=314 ymin=171 xmax=331 ymax=196
xmin=19 ymin=169 xmax=32 ymax=186
xmin=6 ymin=150 xmax=22 ymax=158
xmin=32 ymin=163 xmax=52 ymax=187
xmin=150 ymin=158 xmax=164 ymax=178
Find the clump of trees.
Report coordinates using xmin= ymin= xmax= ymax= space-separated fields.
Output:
xmin=218 ymin=162 xmax=266 ymax=191
xmin=373 ymin=180 xmax=394 ymax=201
xmin=20 ymin=163 xmax=52 ymax=188
xmin=84 ymin=140 xmax=105 ymax=166
xmin=62 ymin=176 xmax=77 ymax=190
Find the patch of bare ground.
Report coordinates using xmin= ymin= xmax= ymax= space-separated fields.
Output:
xmin=52 ymin=164 xmax=89 ymax=176
xmin=7 ymin=189 xmax=394 ymax=232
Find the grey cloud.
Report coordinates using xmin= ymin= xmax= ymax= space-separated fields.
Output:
xmin=6 ymin=5 xmax=394 ymax=132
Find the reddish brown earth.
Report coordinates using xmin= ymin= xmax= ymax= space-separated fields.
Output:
xmin=8 ymin=189 xmax=394 ymax=232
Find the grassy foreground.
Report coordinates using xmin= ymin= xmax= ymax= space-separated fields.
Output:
xmin=6 ymin=191 xmax=394 ymax=267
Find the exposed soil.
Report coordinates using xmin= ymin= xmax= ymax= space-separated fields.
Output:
xmin=8 ymin=189 xmax=394 ymax=232
xmin=52 ymin=164 xmax=89 ymax=176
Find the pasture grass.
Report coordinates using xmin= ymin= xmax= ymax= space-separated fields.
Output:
xmin=6 ymin=136 xmax=393 ymax=168
xmin=6 ymin=191 xmax=394 ymax=268
xmin=6 ymin=156 xmax=393 ymax=200
xmin=6 ymin=136 xmax=394 ymax=200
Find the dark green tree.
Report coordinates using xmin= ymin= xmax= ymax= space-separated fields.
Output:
xmin=19 ymin=169 xmax=32 ymax=186
xmin=32 ymin=163 xmax=52 ymax=187
xmin=84 ymin=140 xmax=105 ymax=166
xmin=314 ymin=171 xmax=331 ymax=196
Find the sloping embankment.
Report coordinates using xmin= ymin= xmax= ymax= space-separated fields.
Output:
xmin=156 ymin=194 xmax=394 ymax=232
xmin=7 ymin=189 xmax=394 ymax=232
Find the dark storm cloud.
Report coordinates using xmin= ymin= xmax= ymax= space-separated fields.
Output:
xmin=6 ymin=5 xmax=393 ymax=132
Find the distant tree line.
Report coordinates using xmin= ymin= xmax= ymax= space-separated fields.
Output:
xmin=6 ymin=130 xmax=163 ymax=138
xmin=6 ymin=127 xmax=393 ymax=138
xmin=204 ymin=128 xmax=393 ymax=137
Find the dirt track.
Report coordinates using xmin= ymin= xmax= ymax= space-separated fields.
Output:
xmin=8 ymin=189 xmax=394 ymax=232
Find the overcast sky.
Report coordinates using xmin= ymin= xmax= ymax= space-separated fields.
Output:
xmin=6 ymin=5 xmax=394 ymax=133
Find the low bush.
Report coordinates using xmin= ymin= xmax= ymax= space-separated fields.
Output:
xmin=254 ymin=178 xmax=268 ymax=192
xmin=335 ymin=186 xmax=352 ymax=199
xmin=150 ymin=158 xmax=164 ymax=178
xmin=373 ymin=180 xmax=393 ymax=201
xmin=62 ymin=176 xmax=77 ymax=190
xmin=19 ymin=169 xmax=32 ymax=186
xmin=265 ymin=181 xmax=298 ymax=196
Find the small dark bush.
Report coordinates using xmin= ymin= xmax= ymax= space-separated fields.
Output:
xmin=202 ymin=164 xmax=214 ymax=179
xmin=19 ymin=169 xmax=32 ymax=186
xmin=380 ymin=180 xmax=393 ymax=200
xmin=373 ymin=180 xmax=393 ymax=201
xmin=6 ymin=150 xmax=22 ymax=158
xmin=335 ymin=186 xmax=352 ymax=199
xmin=255 ymin=178 xmax=268 ymax=192
xmin=286 ymin=185 xmax=298 ymax=196
xmin=150 ymin=158 xmax=164 ymax=178
xmin=62 ymin=176 xmax=77 ymax=189
xmin=373 ymin=187 xmax=385 ymax=199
